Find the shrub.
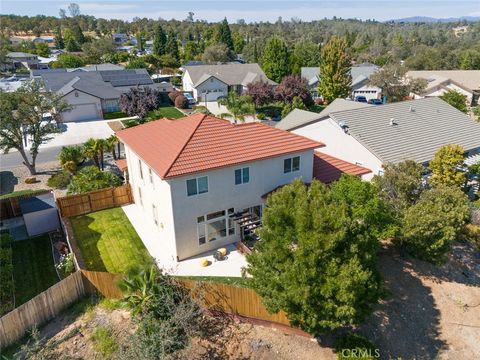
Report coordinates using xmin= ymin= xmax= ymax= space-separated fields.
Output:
xmin=402 ymin=185 xmax=470 ymax=263
xmin=91 ymin=326 xmax=118 ymax=358
xmin=56 ymin=253 xmax=75 ymax=277
xmin=335 ymin=333 xmax=378 ymax=360
xmin=168 ymin=90 xmax=182 ymax=103
xmin=0 ymin=233 xmax=14 ymax=315
xmin=67 ymin=166 xmax=122 ymax=195
xmin=174 ymin=95 xmax=189 ymax=109
xmin=245 ymin=81 xmax=275 ymax=107
xmin=47 ymin=170 xmax=72 ymax=189
xmin=256 ymin=112 xmax=266 ymax=120
xmin=460 ymin=224 xmax=480 ymax=249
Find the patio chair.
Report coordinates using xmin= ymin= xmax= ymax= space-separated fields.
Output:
xmin=213 ymin=250 xmax=228 ymax=262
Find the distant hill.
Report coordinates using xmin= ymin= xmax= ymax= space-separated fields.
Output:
xmin=390 ymin=16 xmax=480 ymax=23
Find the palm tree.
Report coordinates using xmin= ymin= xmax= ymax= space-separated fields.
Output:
xmin=117 ymin=265 xmax=159 ymax=316
xmin=83 ymin=138 xmax=105 ymax=169
xmin=57 ymin=145 xmax=84 ymax=174
xmin=105 ymin=135 xmax=119 ymax=160
xmin=217 ymin=92 xmax=255 ymax=123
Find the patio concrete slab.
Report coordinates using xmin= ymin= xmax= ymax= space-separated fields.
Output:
xmin=122 ymin=204 xmax=247 ymax=277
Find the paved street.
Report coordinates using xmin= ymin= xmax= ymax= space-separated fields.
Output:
xmin=0 ymin=145 xmax=66 ymax=169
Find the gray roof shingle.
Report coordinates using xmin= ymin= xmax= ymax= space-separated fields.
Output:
xmin=276 ymin=99 xmax=370 ymax=131
xmin=330 ymin=97 xmax=480 ymax=164
xmin=184 ymin=63 xmax=275 ymax=87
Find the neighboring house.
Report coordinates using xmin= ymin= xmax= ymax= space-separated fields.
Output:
xmin=9 ymin=36 xmax=56 ymax=48
xmin=112 ymin=33 xmax=128 ymax=45
xmin=291 ymin=97 xmax=480 ymax=179
xmin=276 ymin=99 xmax=371 ymax=132
xmin=40 ymin=69 xmax=156 ymax=122
xmin=406 ymin=70 xmax=480 ymax=106
xmin=452 ymin=26 xmax=469 ymax=37
xmin=301 ymin=63 xmax=382 ymax=100
xmin=182 ymin=63 xmax=276 ymax=102
xmin=116 ymin=113 xmax=367 ymax=260
xmin=2 ymin=52 xmax=44 ymax=71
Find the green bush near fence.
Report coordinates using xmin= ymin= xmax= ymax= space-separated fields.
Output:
xmin=0 ymin=232 xmax=14 ymax=315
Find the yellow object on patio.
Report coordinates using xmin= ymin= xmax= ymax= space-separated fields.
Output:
xmin=200 ymin=258 xmax=209 ymax=267
xmin=218 ymin=248 xmax=227 ymax=257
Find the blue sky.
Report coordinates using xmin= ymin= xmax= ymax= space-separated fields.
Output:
xmin=2 ymin=1 xmax=480 ymax=22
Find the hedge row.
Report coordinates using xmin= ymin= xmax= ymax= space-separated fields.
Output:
xmin=0 ymin=232 xmax=14 ymax=315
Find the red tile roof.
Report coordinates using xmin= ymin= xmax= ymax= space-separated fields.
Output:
xmin=116 ymin=113 xmax=324 ymax=179
xmin=115 ymin=159 xmax=128 ymax=171
xmin=313 ymin=151 xmax=371 ymax=184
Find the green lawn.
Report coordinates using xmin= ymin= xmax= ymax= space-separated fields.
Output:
xmin=103 ymin=111 xmax=128 ymax=120
xmin=70 ymin=207 xmax=152 ymax=273
xmin=0 ymin=189 xmax=49 ymax=200
xmin=146 ymin=106 xmax=185 ymax=120
xmin=12 ymin=235 xmax=60 ymax=306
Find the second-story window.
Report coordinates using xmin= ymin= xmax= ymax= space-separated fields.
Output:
xmin=186 ymin=176 xmax=208 ymax=196
xmin=234 ymin=167 xmax=249 ymax=185
xmin=149 ymin=168 xmax=154 ymax=187
xmin=138 ymin=159 xmax=143 ymax=180
xmin=284 ymin=156 xmax=300 ymax=173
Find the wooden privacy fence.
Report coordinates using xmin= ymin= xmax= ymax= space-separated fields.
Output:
xmin=56 ymin=185 xmax=133 ymax=218
xmin=0 ymin=190 xmax=51 ymax=220
xmin=0 ymin=271 xmax=85 ymax=348
xmin=0 ymin=270 xmax=297 ymax=348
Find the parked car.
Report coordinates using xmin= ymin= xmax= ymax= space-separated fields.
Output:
xmin=354 ymin=96 xmax=368 ymax=103
xmin=368 ymin=99 xmax=383 ymax=105
xmin=183 ymin=92 xmax=196 ymax=105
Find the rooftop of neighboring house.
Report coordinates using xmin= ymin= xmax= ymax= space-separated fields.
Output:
xmin=275 ymin=99 xmax=371 ymax=131
xmin=313 ymin=151 xmax=371 ymax=183
xmin=40 ymin=68 xmax=153 ymax=99
xmin=329 ymin=97 xmax=480 ymax=164
xmin=31 ymin=63 xmax=125 ymax=77
xmin=301 ymin=63 xmax=379 ymax=87
xmin=7 ymin=52 xmax=38 ymax=59
xmin=116 ymin=113 xmax=323 ymax=179
xmin=406 ymin=70 xmax=480 ymax=92
xmin=184 ymin=63 xmax=276 ymax=87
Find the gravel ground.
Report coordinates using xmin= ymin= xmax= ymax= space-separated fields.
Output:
xmin=0 ymin=161 xmax=66 ymax=198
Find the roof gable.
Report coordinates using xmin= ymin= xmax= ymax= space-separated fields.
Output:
xmin=117 ymin=114 xmax=323 ymax=179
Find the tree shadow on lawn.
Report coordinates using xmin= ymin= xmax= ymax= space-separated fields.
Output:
xmin=0 ymin=171 xmax=18 ymax=195
xmin=356 ymin=245 xmax=446 ymax=360
xmin=71 ymin=215 xmax=108 ymax=273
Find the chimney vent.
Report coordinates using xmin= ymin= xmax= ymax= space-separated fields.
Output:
xmin=390 ymin=118 xmax=397 ymax=126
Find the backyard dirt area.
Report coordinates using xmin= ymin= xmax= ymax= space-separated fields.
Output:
xmin=356 ymin=241 xmax=480 ymax=360
xmin=5 ymin=241 xmax=479 ymax=359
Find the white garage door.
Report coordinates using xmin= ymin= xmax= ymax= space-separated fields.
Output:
xmin=62 ymin=103 xmax=98 ymax=122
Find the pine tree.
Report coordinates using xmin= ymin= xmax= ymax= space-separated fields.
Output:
xmin=152 ymin=25 xmax=167 ymax=56
xmin=216 ymin=18 xmax=234 ymax=51
xmin=260 ymin=37 xmax=290 ymax=83
xmin=165 ymin=31 xmax=179 ymax=61
xmin=54 ymin=27 xmax=64 ymax=49
xmin=318 ymin=36 xmax=352 ymax=102
xmin=71 ymin=23 xmax=85 ymax=45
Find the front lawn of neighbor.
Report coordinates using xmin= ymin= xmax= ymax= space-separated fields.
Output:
xmin=103 ymin=111 xmax=128 ymax=120
xmin=70 ymin=207 xmax=152 ymax=273
xmin=146 ymin=106 xmax=185 ymax=120
xmin=12 ymin=235 xmax=60 ymax=306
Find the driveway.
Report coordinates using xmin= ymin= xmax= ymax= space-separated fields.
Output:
xmin=122 ymin=203 xmax=247 ymax=277
xmin=44 ymin=119 xmax=114 ymax=149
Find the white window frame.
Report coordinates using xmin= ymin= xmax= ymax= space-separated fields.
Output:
xmin=138 ymin=159 xmax=143 ymax=180
xmin=186 ymin=176 xmax=209 ymax=197
xmin=283 ymin=156 xmax=301 ymax=174
xmin=149 ymin=168 xmax=154 ymax=188
xmin=196 ymin=208 xmax=235 ymax=246
xmin=234 ymin=167 xmax=250 ymax=185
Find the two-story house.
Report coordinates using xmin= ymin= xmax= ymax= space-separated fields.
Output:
xmin=116 ymin=113 xmax=324 ymax=260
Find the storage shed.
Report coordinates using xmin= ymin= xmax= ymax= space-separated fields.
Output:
xmin=20 ymin=192 xmax=60 ymax=237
